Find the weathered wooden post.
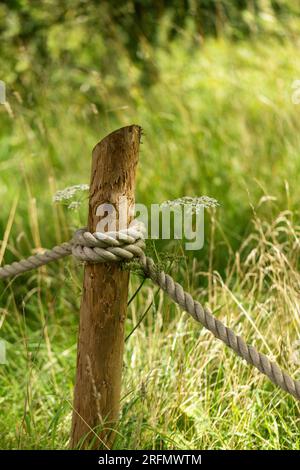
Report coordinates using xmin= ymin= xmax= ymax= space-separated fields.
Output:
xmin=71 ymin=125 xmax=141 ymax=449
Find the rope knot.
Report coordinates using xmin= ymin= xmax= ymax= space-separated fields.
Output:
xmin=71 ymin=220 xmax=146 ymax=264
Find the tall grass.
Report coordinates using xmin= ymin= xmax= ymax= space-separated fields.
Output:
xmin=1 ymin=16 xmax=300 ymax=449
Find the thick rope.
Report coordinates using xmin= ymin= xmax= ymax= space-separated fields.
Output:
xmin=0 ymin=222 xmax=145 ymax=280
xmin=140 ymin=255 xmax=300 ymax=401
xmin=0 ymin=243 xmax=72 ymax=279
xmin=1 ymin=223 xmax=299 ymax=401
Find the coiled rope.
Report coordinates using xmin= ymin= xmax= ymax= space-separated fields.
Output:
xmin=1 ymin=222 xmax=299 ymax=401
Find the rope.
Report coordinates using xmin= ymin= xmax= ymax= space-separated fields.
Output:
xmin=1 ymin=223 xmax=299 ymax=401
xmin=0 ymin=243 xmax=72 ymax=279
xmin=0 ymin=221 xmax=145 ymax=280
xmin=140 ymin=256 xmax=300 ymax=401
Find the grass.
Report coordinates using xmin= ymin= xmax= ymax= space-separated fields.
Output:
xmin=1 ymin=18 xmax=300 ymax=449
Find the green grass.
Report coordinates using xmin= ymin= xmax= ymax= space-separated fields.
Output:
xmin=1 ymin=19 xmax=300 ymax=449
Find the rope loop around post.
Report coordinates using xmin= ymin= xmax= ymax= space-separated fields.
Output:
xmin=71 ymin=220 xmax=146 ymax=263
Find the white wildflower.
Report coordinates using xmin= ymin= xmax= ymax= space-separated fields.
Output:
xmin=161 ymin=196 xmax=219 ymax=214
xmin=53 ymin=184 xmax=89 ymax=203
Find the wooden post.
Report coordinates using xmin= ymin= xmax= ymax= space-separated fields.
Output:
xmin=71 ymin=125 xmax=141 ymax=449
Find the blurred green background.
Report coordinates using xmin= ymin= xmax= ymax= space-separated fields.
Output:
xmin=0 ymin=0 xmax=300 ymax=450
xmin=1 ymin=1 xmax=300 ymax=263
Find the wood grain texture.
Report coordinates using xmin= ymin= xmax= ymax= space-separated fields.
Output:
xmin=71 ymin=125 xmax=141 ymax=449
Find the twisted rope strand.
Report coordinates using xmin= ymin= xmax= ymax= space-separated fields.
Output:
xmin=0 ymin=243 xmax=72 ymax=279
xmin=0 ymin=222 xmax=145 ymax=279
xmin=140 ymin=255 xmax=300 ymax=401
xmin=1 ymin=225 xmax=299 ymax=401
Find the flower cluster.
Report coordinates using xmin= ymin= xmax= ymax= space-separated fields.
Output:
xmin=161 ymin=196 xmax=219 ymax=214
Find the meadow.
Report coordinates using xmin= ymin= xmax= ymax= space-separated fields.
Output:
xmin=1 ymin=3 xmax=300 ymax=449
